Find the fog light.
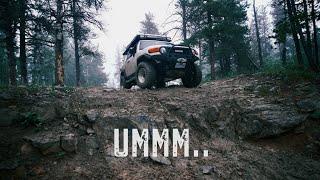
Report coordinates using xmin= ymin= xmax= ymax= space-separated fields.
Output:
xmin=160 ymin=47 xmax=167 ymax=54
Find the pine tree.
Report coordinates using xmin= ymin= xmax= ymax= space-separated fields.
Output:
xmin=140 ymin=12 xmax=160 ymax=34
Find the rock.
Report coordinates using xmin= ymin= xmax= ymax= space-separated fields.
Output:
xmin=164 ymin=101 xmax=181 ymax=111
xmin=85 ymin=110 xmax=99 ymax=123
xmin=86 ymin=127 xmax=95 ymax=135
xmin=31 ymin=104 xmax=58 ymax=123
xmin=237 ymin=102 xmax=308 ymax=139
xmin=20 ymin=143 xmax=40 ymax=161
xmin=105 ymin=146 xmax=115 ymax=157
xmin=86 ymin=136 xmax=99 ymax=149
xmin=201 ymin=166 xmax=215 ymax=175
xmin=31 ymin=165 xmax=45 ymax=176
xmin=297 ymin=99 xmax=317 ymax=113
xmin=88 ymin=149 xmax=94 ymax=156
xmin=24 ymin=132 xmax=62 ymax=155
xmin=0 ymin=108 xmax=20 ymax=127
xmin=150 ymin=155 xmax=171 ymax=165
xmin=269 ymin=86 xmax=280 ymax=94
xmin=103 ymin=89 xmax=115 ymax=92
xmin=60 ymin=133 xmax=77 ymax=153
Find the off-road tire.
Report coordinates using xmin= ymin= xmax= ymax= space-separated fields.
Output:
xmin=136 ymin=62 xmax=157 ymax=89
xmin=120 ymin=74 xmax=132 ymax=89
xmin=182 ymin=63 xmax=202 ymax=88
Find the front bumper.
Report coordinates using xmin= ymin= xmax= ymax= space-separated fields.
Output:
xmin=151 ymin=53 xmax=198 ymax=79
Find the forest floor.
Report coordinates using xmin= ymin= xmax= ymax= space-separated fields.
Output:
xmin=1 ymin=74 xmax=320 ymax=179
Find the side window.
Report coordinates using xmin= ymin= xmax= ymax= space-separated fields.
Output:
xmin=132 ymin=45 xmax=137 ymax=55
xmin=125 ymin=44 xmax=138 ymax=61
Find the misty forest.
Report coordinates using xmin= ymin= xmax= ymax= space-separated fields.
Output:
xmin=1 ymin=0 xmax=320 ymax=179
xmin=0 ymin=0 xmax=319 ymax=87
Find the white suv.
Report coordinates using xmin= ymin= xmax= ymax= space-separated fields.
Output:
xmin=120 ymin=34 xmax=202 ymax=89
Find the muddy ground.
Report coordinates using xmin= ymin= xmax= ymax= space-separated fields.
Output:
xmin=0 ymin=75 xmax=320 ymax=179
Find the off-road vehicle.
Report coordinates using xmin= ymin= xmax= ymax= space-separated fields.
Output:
xmin=120 ymin=34 xmax=202 ymax=89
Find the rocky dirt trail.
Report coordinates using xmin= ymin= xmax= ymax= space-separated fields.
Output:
xmin=1 ymin=75 xmax=320 ymax=179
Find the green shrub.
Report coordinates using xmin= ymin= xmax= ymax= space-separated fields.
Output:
xmin=260 ymin=62 xmax=319 ymax=82
xmin=20 ymin=112 xmax=43 ymax=128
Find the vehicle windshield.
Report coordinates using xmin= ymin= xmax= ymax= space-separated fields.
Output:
xmin=139 ymin=40 xmax=172 ymax=50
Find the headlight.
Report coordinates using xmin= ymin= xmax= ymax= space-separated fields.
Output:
xmin=160 ymin=47 xmax=167 ymax=54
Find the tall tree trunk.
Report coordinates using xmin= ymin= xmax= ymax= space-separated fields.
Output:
xmin=4 ymin=0 xmax=17 ymax=86
xmin=253 ymin=0 xmax=263 ymax=67
xmin=19 ymin=0 xmax=27 ymax=85
xmin=281 ymin=39 xmax=287 ymax=66
xmin=6 ymin=26 xmax=16 ymax=86
xmin=286 ymin=0 xmax=303 ymax=66
xmin=303 ymin=0 xmax=312 ymax=51
xmin=181 ymin=0 xmax=187 ymax=41
xmin=281 ymin=2 xmax=287 ymax=66
xmin=55 ymin=0 xmax=64 ymax=86
xmin=292 ymin=0 xmax=318 ymax=71
xmin=225 ymin=56 xmax=231 ymax=73
xmin=311 ymin=0 xmax=319 ymax=67
xmin=72 ymin=0 xmax=80 ymax=86
xmin=207 ymin=11 xmax=215 ymax=80
xmin=198 ymin=40 xmax=202 ymax=67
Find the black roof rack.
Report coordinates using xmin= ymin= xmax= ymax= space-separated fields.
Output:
xmin=123 ymin=34 xmax=171 ymax=55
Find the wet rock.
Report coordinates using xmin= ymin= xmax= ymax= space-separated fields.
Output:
xmin=60 ymin=133 xmax=77 ymax=153
xmin=201 ymin=166 xmax=215 ymax=175
xmin=150 ymin=155 xmax=171 ymax=165
xmin=85 ymin=110 xmax=99 ymax=123
xmin=0 ymin=108 xmax=20 ymax=127
xmin=297 ymin=99 xmax=317 ymax=113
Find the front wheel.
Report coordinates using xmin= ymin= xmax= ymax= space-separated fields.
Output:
xmin=182 ymin=64 xmax=202 ymax=88
xmin=136 ymin=62 xmax=156 ymax=89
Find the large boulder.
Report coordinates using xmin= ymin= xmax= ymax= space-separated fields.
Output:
xmin=24 ymin=132 xmax=62 ymax=155
xmin=24 ymin=131 xmax=78 ymax=155
xmin=238 ymin=103 xmax=307 ymax=138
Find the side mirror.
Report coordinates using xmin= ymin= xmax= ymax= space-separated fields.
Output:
xmin=129 ymin=47 xmax=135 ymax=54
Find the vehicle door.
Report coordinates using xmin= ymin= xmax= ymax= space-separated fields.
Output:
xmin=125 ymin=45 xmax=137 ymax=76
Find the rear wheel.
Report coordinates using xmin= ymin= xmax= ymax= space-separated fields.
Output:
xmin=182 ymin=63 xmax=202 ymax=88
xmin=136 ymin=62 xmax=157 ymax=89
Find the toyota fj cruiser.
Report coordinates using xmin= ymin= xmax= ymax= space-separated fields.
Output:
xmin=120 ymin=34 xmax=202 ymax=89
